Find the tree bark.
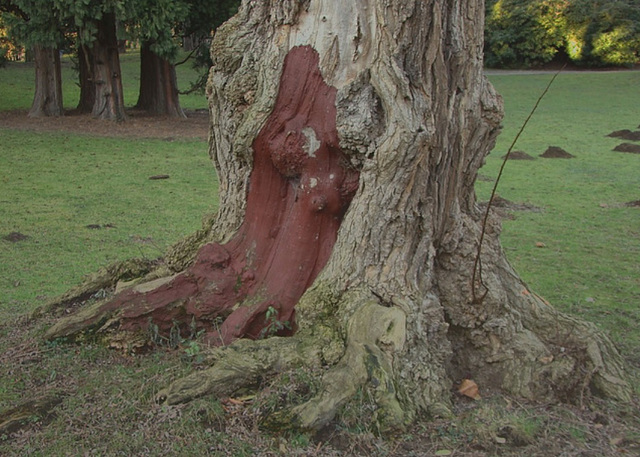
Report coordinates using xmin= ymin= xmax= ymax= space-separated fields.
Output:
xmin=46 ymin=0 xmax=631 ymax=431
xmin=91 ymin=13 xmax=126 ymax=121
xmin=135 ymin=41 xmax=185 ymax=118
xmin=76 ymin=45 xmax=95 ymax=114
xmin=28 ymin=46 xmax=63 ymax=118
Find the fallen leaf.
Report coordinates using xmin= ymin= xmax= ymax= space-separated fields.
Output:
xmin=535 ymin=242 xmax=546 ymax=248
xmin=495 ymin=436 xmax=507 ymax=444
xmin=610 ymin=436 xmax=624 ymax=446
xmin=435 ymin=450 xmax=452 ymax=456
xmin=458 ymin=379 xmax=481 ymax=400
xmin=539 ymin=355 xmax=554 ymax=364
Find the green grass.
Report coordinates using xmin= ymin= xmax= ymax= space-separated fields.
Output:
xmin=0 ymin=49 xmax=214 ymax=320
xmin=479 ymin=71 xmax=640 ymax=359
xmin=0 ymin=131 xmax=217 ymax=319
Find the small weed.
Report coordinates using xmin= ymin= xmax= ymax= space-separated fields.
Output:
xmin=258 ymin=305 xmax=291 ymax=339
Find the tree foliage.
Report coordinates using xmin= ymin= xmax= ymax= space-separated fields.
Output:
xmin=485 ymin=0 xmax=640 ymax=67
xmin=2 ymin=0 xmax=66 ymax=49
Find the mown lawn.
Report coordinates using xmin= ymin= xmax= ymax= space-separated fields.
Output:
xmin=477 ymin=71 xmax=640 ymax=364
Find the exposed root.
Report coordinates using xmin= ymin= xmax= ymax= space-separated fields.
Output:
xmin=31 ymin=258 xmax=158 ymax=319
xmin=522 ymin=294 xmax=632 ymax=402
xmin=156 ymin=299 xmax=409 ymax=433
xmin=157 ymin=336 xmax=323 ymax=405
xmin=285 ymin=301 xmax=407 ymax=431
xmin=0 ymin=392 xmax=64 ymax=435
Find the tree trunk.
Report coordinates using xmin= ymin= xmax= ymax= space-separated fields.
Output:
xmin=135 ymin=41 xmax=185 ymax=118
xmin=28 ymin=46 xmax=63 ymax=118
xmin=91 ymin=13 xmax=126 ymax=121
xmin=76 ymin=45 xmax=95 ymax=114
xmin=45 ymin=0 xmax=631 ymax=431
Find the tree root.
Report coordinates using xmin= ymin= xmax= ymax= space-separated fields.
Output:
xmin=31 ymin=258 xmax=158 ymax=320
xmin=156 ymin=299 xmax=409 ymax=432
xmin=157 ymin=336 xmax=321 ymax=405
xmin=0 ymin=392 xmax=64 ymax=436
xmin=521 ymin=292 xmax=632 ymax=403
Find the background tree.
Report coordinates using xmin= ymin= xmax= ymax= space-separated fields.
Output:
xmin=130 ymin=0 xmax=189 ymax=117
xmin=54 ymin=0 xmax=129 ymax=121
xmin=130 ymin=0 xmax=239 ymax=117
xmin=2 ymin=0 xmax=65 ymax=117
xmin=46 ymin=0 xmax=631 ymax=431
xmin=485 ymin=0 xmax=566 ymax=67
xmin=485 ymin=0 xmax=640 ymax=67
xmin=563 ymin=0 xmax=640 ymax=65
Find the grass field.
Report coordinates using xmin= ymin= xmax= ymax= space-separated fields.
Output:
xmin=477 ymin=71 xmax=640 ymax=360
xmin=0 ymin=54 xmax=639 ymax=455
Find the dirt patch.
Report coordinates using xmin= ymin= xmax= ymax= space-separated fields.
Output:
xmin=491 ymin=195 xmax=542 ymax=212
xmin=0 ymin=109 xmax=209 ymax=141
xmin=626 ymin=200 xmax=640 ymax=207
xmin=479 ymin=195 xmax=542 ymax=220
xmin=540 ymin=146 xmax=575 ymax=158
xmin=2 ymin=232 xmax=29 ymax=242
xmin=607 ymin=129 xmax=640 ymax=141
xmin=613 ymin=143 xmax=640 ymax=154
xmin=502 ymin=150 xmax=535 ymax=160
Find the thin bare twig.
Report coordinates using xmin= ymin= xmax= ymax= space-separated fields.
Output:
xmin=472 ymin=65 xmax=566 ymax=304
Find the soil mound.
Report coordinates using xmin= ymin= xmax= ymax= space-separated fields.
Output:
xmin=491 ymin=195 xmax=542 ymax=212
xmin=607 ymin=129 xmax=640 ymax=141
xmin=502 ymin=150 xmax=535 ymax=160
xmin=540 ymin=146 xmax=574 ymax=158
xmin=479 ymin=195 xmax=542 ymax=219
xmin=613 ymin=143 xmax=640 ymax=154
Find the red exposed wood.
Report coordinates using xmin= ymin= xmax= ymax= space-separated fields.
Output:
xmin=94 ymin=46 xmax=359 ymax=346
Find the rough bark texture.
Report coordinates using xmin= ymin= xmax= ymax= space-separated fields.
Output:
xmin=91 ymin=14 xmax=126 ymax=121
xmin=46 ymin=0 xmax=631 ymax=431
xmin=28 ymin=46 xmax=63 ymax=118
xmin=135 ymin=42 xmax=186 ymax=118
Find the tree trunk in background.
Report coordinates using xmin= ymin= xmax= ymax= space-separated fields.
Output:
xmin=135 ymin=41 xmax=185 ymax=117
xmin=28 ymin=46 xmax=63 ymax=117
xmin=91 ymin=13 xmax=125 ymax=121
xmin=76 ymin=45 xmax=95 ymax=114
xmin=46 ymin=0 xmax=631 ymax=431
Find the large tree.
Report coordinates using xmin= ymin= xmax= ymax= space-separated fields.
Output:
xmin=45 ymin=0 xmax=631 ymax=431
